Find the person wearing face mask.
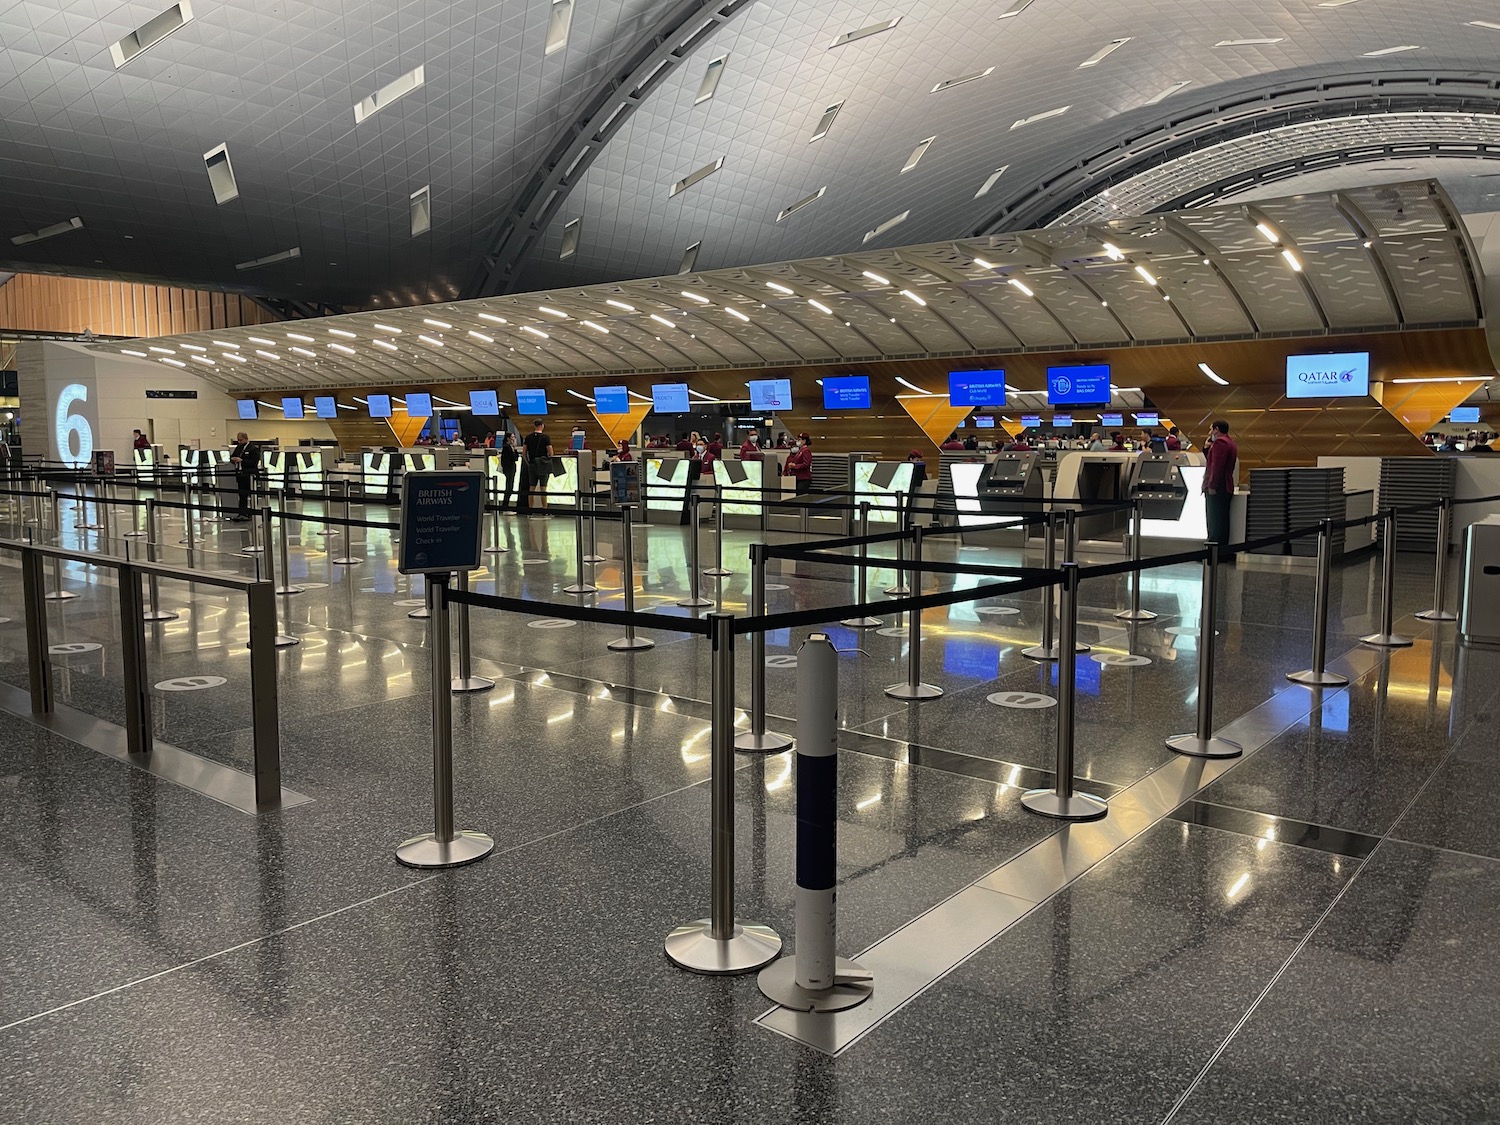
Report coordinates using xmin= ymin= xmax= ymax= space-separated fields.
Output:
xmin=783 ymin=432 xmax=813 ymax=494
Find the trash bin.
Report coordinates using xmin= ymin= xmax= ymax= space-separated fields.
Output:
xmin=1459 ymin=515 xmax=1500 ymax=645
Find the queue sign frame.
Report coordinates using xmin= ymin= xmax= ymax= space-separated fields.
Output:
xmin=398 ymin=470 xmax=486 ymax=576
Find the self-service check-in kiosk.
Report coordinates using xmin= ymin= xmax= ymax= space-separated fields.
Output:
xmin=976 ymin=452 xmax=1044 ymax=520
xmin=1128 ymin=452 xmax=1190 ymax=520
xmin=1053 ymin=451 xmax=1136 ymax=540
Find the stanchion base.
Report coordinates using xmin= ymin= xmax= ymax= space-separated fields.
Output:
xmin=1414 ymin=609 xmax=1457 ymax=622
xmin=408 ymin=608 xmax=432 ymax=620
xmin=583 ymin=554 xmax=607 ymax=564
xmin=758 ymin=956 xmax=874 ymax=1013
xmin=1165 ymin=733 xmax=1243 ymax=759
xmin=703 ymin=568 xmax=732 ymax=578
xmin=123 ymin=531 xmax=147 ymax=539
xmin=143 ymin=610 xmax=179 ymax=622
xmin=451 ymin=676 xmax=496 ymax=694
xmin=1021 ymin=788 xmax=1109 ymax=821
xmin=885 ymin=681 xmax=944 ymax=700
xmin=841 ymin=617 xmax=882 ymax=629
xmin=240 ymin=546 xmax=265 ymax=555
xmin=1361 ymin=632 xmax=1414 ymax=648
xmin=1115 ymin=609 xmax=1159 ymax=622
xmin=273 ymin=634 xmax=300 ymax=649
xmin=608 ymin=636 xmax=655 ymax=651
xmin=1287 ymin=669 xmax=1351 ymax=687
xmin=664 ymin=919 xmax=782 ymax=975
xmin=677 ymin=596 xmax=714 ymax=608
xmin=484 ymin=546 xmax=510 ymax=555
xmin=734 ymin=729 xmax=794 ymax=753
xmin=884 ymin=585 xmax=911 ymax=597
xmin=331 ymin=557 xmax=363 ymax=566
xmin=562 ymin=583 xmax=599 ymax=595
xmin=394 ymin=830 xmax=495 ymax=870
xmin=44 ymin=591 xmax=80 ymax=601
xmin=274 ymin=585 xmax=304 ymax=596
xmin=1021 ymin=642 xmax=1090 ymax=661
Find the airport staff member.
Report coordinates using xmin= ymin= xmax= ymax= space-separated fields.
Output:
xmin=783 ymin=433 xmax=813 ymax=494
xmin=229 ymin=431 xmax=254 ymax=521
xmin=1203 ymin=419 xmax=1238 ymax=551
xmin=132 ymin=428 xmax=150 ymax=452
xmin=738 ymin=430 xmax=763 ymax=460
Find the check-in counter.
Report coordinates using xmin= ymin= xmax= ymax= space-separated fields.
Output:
xmin=1054 ymin=451 xmax=1136 ymax=540
xmin=713 ymin=458 xmax=772 ymax=527
xmin=644 ymin=454 xmax=693 ymax=522
xmin=975 ymin=452 xmax=1044 ymax=524
xmin=132 ymin=446 xmax=157 ymax=484
xmin=854 ymin=460 xmax=914 ymax=523
xmin=949 ymin=457 xmax=996 ymax=529
xmin=361 ymin=450 xmax=439 ymax=499
xmin=538 ymin=451 xmax=582 ymax=506
xmin=180 ymin=447 xmax=233 ymax=489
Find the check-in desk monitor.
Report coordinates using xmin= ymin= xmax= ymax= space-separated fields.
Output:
xmin=854 ymin=461 xmax=914 ymax=523
xmin=976 ymin=452 xmax=1043 ymax=523
xmin=1129 ymin=453 xmax=1190 ymax=520
xmin=1053 ymin=452 xmax=1137 ymax=539
xmin=645 ymin=455 xmax=691 ymax=515
xmin=713 ymin=458 xmax=765 ymax=516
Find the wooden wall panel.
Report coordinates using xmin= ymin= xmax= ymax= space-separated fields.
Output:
xmin=0 ymin=272 xmax=276 ymax=337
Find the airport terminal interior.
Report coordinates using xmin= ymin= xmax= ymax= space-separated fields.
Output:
xmin=4 ymin=2 xmax=1500 ymax=1122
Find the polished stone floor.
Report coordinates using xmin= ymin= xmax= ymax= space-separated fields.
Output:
xmin=0 ymin=490 xmax=1496 ymax=1123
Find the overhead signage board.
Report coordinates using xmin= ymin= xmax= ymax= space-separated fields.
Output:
xmin=1047 ymin=364 xmax=1111 ymax=405
xmin=515 ymin=388 xmax=548 ymax=415
xmin=1020 ymin=414 xmax=1041 ymax=428
xmin=314 ymin=396 xmax=338 ymax=419
xmin=1052 ymin=413 xmax=1073 ymax=428
xmin=398 ymin=470 xmax=486 ymax=575
xmin=594 ymin=385 xmax=630 ymax=414
xmin=236 ymin=399 xmax=258 ymax=420
xmin=1135 ymin=412 xmax=1160 ymax=426
xmin=405 ymin=392 xmax=433 ymax=417
xmin=470 ymin=390 xmax=499 ymax=416
xmin=145 ymin=389 xmax=198 ymax=399
xmin=748 ymin=378 xmax=792 ymax=412
xmin=949 ymin=369 xmax=1007 ymax=407
xmin=651 ymin=383 xmax=690 ymax=413
xmin=367 ymin=394 xmax=392 ymax=419
xmin=282 ymin=397 xmax=305 ymax=419
xmin=1100 ymin=412 xmax=1124 ymax=427
xmin=822 ymin=375 xmax=870 ymax=410
xmin=974 ymin=415 xmax=996 ymax=428
xmin=1285 ymin=351 xmax=1371 ymax=399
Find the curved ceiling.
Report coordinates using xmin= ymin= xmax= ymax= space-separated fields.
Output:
xmin=2 ymin=0 xmax=1499 ymax=310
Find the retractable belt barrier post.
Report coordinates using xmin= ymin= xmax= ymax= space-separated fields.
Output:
xmin=1021 ymin=563 xmax=1109 ymax=821
xmin=1116 ymin=498 xmax=1158 ymax=623
xmin=259 ymin=507 xmax=298 ymax=648
xmin=884 ymin=492 xmax=910 ymax=597
xmin=1362 ymin=509 xmax=1414 ymax=648
xmin=142 ymin=498 xmax=176 ymax=621
xmin=396 ymin=573 xmax=495 ymax=869
xmin=241 ymin=502 xmax=264 ymax=554
xmin=704 ymin=484 xmax=731 ymax=578
xmin=666 ymin=612 xmax=783 ymax=974
xmin=1415 ymin=497 xmax=1457 ymax=622
xmin=485 ymin=479 xmax=508 ymax=556
xmin=275 ymin=509 xmax=302 ymax=596
xmin=1166 ymin=544 xmax=1242 ymax=759
xmin=331 ymin=490 xmax=362 ymax=566
xmin=1287 ymin=519 xmax=1350 ymax=688
xmin=735 ymin=542 xmax=794 ymax=752
xmin=609 ymin=503 xmax=654 ymax=651
xmin=583 ymin=489 xmax=604 ymax=564
xmin=1023 ymin=512 xmax=1060 ymax=661
xmin=841 ymin=500 xmax=882 ymax=629
xmin=450 ymin=570 xmax=495 ymax=694
xmin=563 ymin=491 xmax=598 ymax=595
xmin=679 ymin=493 xmax=712 ymax=608
xmin=885 ymin=524 xmax=942 ymax=701
xmin=759 ymin=631 xmax=873 ymax=1011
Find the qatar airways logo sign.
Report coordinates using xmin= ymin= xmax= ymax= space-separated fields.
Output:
xmin=1285 ymin=352 xmax=1371 ymax=400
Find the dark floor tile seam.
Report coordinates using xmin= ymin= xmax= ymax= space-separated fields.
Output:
xmin=1166 ymin=799 xmax=1382 ymax=860
xmin=1157 ymin=677 xmax=1482 ymax=1125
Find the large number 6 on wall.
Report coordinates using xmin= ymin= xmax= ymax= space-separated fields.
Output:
xmin=55 ymin=384 xmax=94 ymax=468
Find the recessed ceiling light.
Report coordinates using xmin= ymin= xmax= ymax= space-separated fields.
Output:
xmin=1281 ymin=248 xmax=1303 ymax=272
xmin=354 ymin=65 xmax=425 ymax=124
xmin=372 ymin=339 xmax=398 ymax=352
xmin=1012 ymin=106 xmax=1070 ymax=129
xmin=695 ymin=54 xmax=728 ymax=103
xmin=190 ymin=355 xmax=215 ymax=365
xmin=1214 ymin=38 xmax=1284 ymax=47
xmin=829 ymin=17 xmax=901 ymax=48
xmin=178 ymin=343 xmax=206 ymax=352
xmin=1468 ymin=20 xmax=1500 ymax=30
xmin=521 ymin=325 xmax=549 ymax=338
xmin=974 ymin=166 xmax=1009 ymax=198
xmin=417 ymin=335 xmax=444 ymax=347
xmin=669 ymin=157 xmax=725 ymax=198
xmin=1318 ymin=0 xmax=1361 ymax=6
xmin=808 ymin=299 xmax=833 ymax=314
xmin=766 ymin=281 xmax=795 ymax=295
xmin=160 ymin=357 xmax=187 ymax=367
xmin=582 ymin=320 xmax=610 ymax=334
xmin=1362 ymin=44 xmax=1422 ymax=56
xmin=777 ymin=186 xmax=827 ymax=222
xmin=538 ymin=306 xmax=568 ymax=318
xmin=1078 ymin=38 xmax=1131 ymax=68
xmin=211 ymin=340 xmax=239 ymax=348
xmin=121 ymin=349 xmax=148 ymax=357
xmin=725 ymin=307 xmax=751 ymax=322
xmin=649 ymin=314 xmax=676 ymax=328
xmin=10 ymin=216 xmax=84 ymax=246
xmin=235 ymin=246 xmax=300 ymax=271
xmin=221 ymin=352 xmax=246 ymax=363
xmin=1134 ymin=265 xmax=1158 ymax=286
xmin=1144 ymin=81 xmax=1190 ymax=105
xmin=997 ymin=0 xmax=1034 ymax=17
xmin=931 ymin=68 xmax=994 ymax=94
xmin=680 ymin=290 xmax=710 ymax=303
xmin=423 ymin=318 xmax=452 ymax=329
xmin=468 ymin=330 xmax=494 ymax=343
xmin=374 ymin=323 xmax=402 ymax=334
xmin=328 ymin=328 xmax=357 ymax=338
xmin=203 ymin=143 xmax=239 ymax=205
xmin=289 ymin=346 xmax=315 ymax=357
xmin=329 ymin=343 xmax=356 ymax=355
xmin=110 ymin=2 xmax=193 ymax=68
xmin=810 ymin=102 xmax=843 ymax=142
xmin=1102 ymin=242 xmax=1125 ymax=260
xmin=286 ymin=332 xmax=314 ymax=342
xmin=605 ymin=299 xmax=636 ymax=312
xmin=862 ymin=270 xmax=891 ymax=286
xmin=901 ymin=137 xmax=936 ymax=173
xmin=1008 ymin=279 xmax=1034 ymax=297
xmin=254 ymin=350 xmax=280 ymax=360
xmin=1198 ymin=362 xmax=1229 ymax=386
xmin=900 ymin=289 xmax=926 ymax=306
xmin=247 ymin=336 xmax=275 ymax=346
xmin=1254 ymin=222 xmax=1280 ymax=243
xmin=972 ymin=257 xmax=996 ymax=269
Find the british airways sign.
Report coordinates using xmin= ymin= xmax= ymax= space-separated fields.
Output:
xmin=1285 ymin=352 xmax=1371 ymax=399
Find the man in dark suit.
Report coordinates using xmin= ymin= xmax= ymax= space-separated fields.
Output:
xmin=229 ymin=432 xmax=255 ymax=520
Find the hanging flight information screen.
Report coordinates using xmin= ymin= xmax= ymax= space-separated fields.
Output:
xmin=469 ymin=390 xmax=499 ymax=416
xmin=405 ymin=392 xmax=432 ymax=417
xmin=315 ymin=396 xmax=338 ymax=419
xmin=593 ymin=386 xmax=630 ymax=414
xmin=514 ymin=389 xmax=548 ymax=414
xmin=652 ymin=383 xmax=690 ymax=413
xmin=748 ymin=378 xmax=792 ymax=412
xmin=822 ymin=375 xmax=870 ymax=409
xmin=367 ymin=394 xmax=392 ymax=418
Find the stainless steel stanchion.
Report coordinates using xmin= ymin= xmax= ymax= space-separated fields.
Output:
xmin=259 ymin=507 xmax=299 ymax=648
xmin=678 ymin=494 xmax=713 ymax=608
xmin=703 ymin=485 xmax=730 ymax=577
xmin=241 ymin=501 xmax=265 ymax=554
xmin=1166 ymin=544 xmax=1242 ymax=758
xmin=1362 ymin=510 xmax=1414 ymax=648
xmin=563 ymin=494 xmax=597 ymax=594
xmin=1115 ymin=499 xmax=1158 ymax=622
xmin=885 ymin=525 xmax=942 ymax=700
xmin=1415 ymin=498 xmax=1457 ymax=622
xmin=450 ymin=570 xmax=495 ymax=693
xmin=759 ymin=631 xmax=873 ymax=1011
xmin=884 ymin=492 xmax=910 ymax=597
xmin=124 ymin=488 xmax=145 ymax=538
xmin=583 ymin=488 xmax=605 ymax=563
xmin=665 ymin=612 xmax=782 ymax=973
xmin=1062 ymin=508 xmax=1091 ymax=654
xmin=180 ymin=495 xmax=196 ymax=563
xmin=484 ymin=479 xmax=508 ymax=555
xmin=735 ymin=543 xmax=794 ymax=752
xmin=407 ymin=572 xmax=432 ymax=619
xmin=1288 ymin=519 xmax=1351 ymax=687
xmin=331 ymin=492 xmax=362 ymax=565
xmin=1023 ymin=512 xmax=1061 ymax=661
xmin=274 ymin=509 xmax=303 ymax=595
xmin=81 ymin=485 xmax=102 ymax=530
xmin=609 ymin=503 xmax=654 ymax=651
xmin=142 ymin=498 xmax=178 ymax=622
xmin=1021 ymin=563 xmax=1109 ymax=820
xmin=396 ymin=573 xmax=495 ymax=868
xmin=841 ymin=500 xmax=882 ymax=629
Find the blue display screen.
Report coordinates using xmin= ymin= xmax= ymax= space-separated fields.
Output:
xmin=1135 ymin=412 xmax=1160 ymax=426
xmin=652 ymin=383 xmax=690 ymax=413
xmin=314 ymin=396 xmax=338 ymax=419
xmin=470 ymin=390 xmax=499 ymax=416
xmin=515 ymin=389 xmax=548 ymax=415
xmin=949 ymin=369 xmax=1007 ymax=406
xmin=236 ymin=399 xmax=258 ymax=420
xmin=405 ymin=392 xmax=432 ymax=417
xmin=822 ymin=375 xmax=870 ymax=410
xmin=594 ymin=385 xmax=630 ymax=414
xmin=1052 ymin=414 xmax=1073 ymax=428
xmin=281 ymin=397 xmax=304 ymax=419
xmin=367 ymin=394 xmax=392 ymax=419
xmin=1020 ymin=414 xmax=1041 ymax=428
xmin=975 ymin=416 xmax=996 ymax=429
xmin=1099 ymin=412 xmax=1123 ymax=427
xmin=1450 ymin=406 xmax=1481 ymax=424
xmin=1047 ymin=364 xmax=1111 ymax=405
xmin=1285 ymin=351 xmax=1370 ymax=399
xmin=748 ymin=378 xmax=792 ymax=412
